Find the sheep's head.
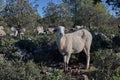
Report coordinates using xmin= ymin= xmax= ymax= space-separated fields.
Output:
xmin=54 ymin=26 xmax=65 ymax=37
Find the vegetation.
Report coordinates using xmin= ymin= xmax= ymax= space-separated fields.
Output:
xmin=0 ymin=0 xmax=120 ymax=80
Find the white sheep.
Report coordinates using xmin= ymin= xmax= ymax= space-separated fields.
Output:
xmin=0 ymin=29 xmax=6 ymax=36
xmin=0 ymin=26 xmax=6 ymax=36
xmin=37 ymin=26 xmax=45 ymax=34
xmin=10 ymin=27 xmax=18 ymax=37
xmin=75 ymin=25 xmax=84 ymax=29
xmin=46 ymin=28 xmax=55 ymax=34
xmin=55 ymin=26 xmax=92 ymax=72
xmin=94 ymin=32 xmax=108 ymax=40
xmin=10 ymin=27 xmax=26 ymax=39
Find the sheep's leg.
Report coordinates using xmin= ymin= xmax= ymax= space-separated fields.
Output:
xmin=64 ymin=54 xmax=71 ymax=73
xmin=86 ymin=53 xmax=90 ymax=69
xmin=64 ymin=55 xmax=67 ymax=73
xmin=84 ymin=47 xmax=90 ymax=69
xmin=66 ymin=54 xmax=71 ymax=71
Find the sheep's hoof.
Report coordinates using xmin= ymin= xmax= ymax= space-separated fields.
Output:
xmin=64 ymin=71 xmax=68 ymax=75
xmin=86 ymin=66 xmax=90 ymax=70
xmin=64 ymin=69 xmax=68 ymax=75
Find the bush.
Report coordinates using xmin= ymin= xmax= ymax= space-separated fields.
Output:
xmin=42 ymin=69 xmax=62 ymax=80
xmin=112 ymin=75 xmax=120 ymax=80
xmin=90 ymin=49 xmax=120 ymax=80
xmin=0 ymin=55 xmax=42 ymax=80
xmin=0 ymin=37 xmax=18 ymax=54
xmin=112 ymin=35 xmax=120 ymax=52
xmin=15 ymin=39 xmax=37 ymax=52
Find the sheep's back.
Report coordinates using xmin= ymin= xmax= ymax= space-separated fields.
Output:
xmin=64 ymin=34 xmax=85 ymax=54
xmin=64 ymin=29 xmax=92 ymax=53
xmin=72 ymin=29 xmax=92 ymax=41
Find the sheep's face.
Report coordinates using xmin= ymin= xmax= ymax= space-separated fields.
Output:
xmin=57 ymin=26 xmax=65 ymax=36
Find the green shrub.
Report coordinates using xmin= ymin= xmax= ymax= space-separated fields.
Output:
xmin=112 ymin=75 xmax=120 ymax=80
xmin=90 ymin=49 xmax=120 ymax=80
xmin=15 ymin=39 xmax=37 ymax=52
xmin=0 ymin=37 xmax=18 ymax=54
xmin=48 ymin=69 xmax=62 ymax=80
xmin=0 ymin=55 xmax=42 ymax=80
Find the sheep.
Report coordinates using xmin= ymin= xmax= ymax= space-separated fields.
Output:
xmin=0 ymin=26 xmax=6 ymax=36
xmin=55 ymin=26 xmax=92 ymax=73
xmin=75 ymin=25 xmax=84 ymax=29
xmin=0 ymin=29 xmax=6 ymax=36
xmin=70 ymin=25 xmax=86 ymax=32
xmin=36 ymin=26 xmax=45 ymax=34
xmin=10 ymin=27 xmax=26 ymax=39
xmin=10 ymin=27 xmax=18 ymax=37
xmin=93 ymin=32 xmax=108 ymax=40
xmin=19 ymin=28 xmax=26 ymax=39
xmin=46 ymin=28 xmax=55 ymax=34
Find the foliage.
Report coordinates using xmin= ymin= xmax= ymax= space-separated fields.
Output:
xmin=15 ymin=39 xmax=37 ymax=52
xmin=90 ymin=49 xmax=120 ymax=80
xmin=112 ymin=75 xmax=120 ymax=80
xmin=0 ymin=54 xmax=63 ymax=80
xmin=43 ymin=2 xmax=73 ymax=27
xmin=0 ymin=0 xmax=120 ymax=80
xmin=2 ymin=0 xmax=41 ymax=38
xmin=0 ymin=0 xmax=3 ymax=11
xmin=48 ymin=69 xmax=62 ymax=80
xmin=0 ymin=0 xmax=7 ymax=27
xmin=78 ymin=0 xmax=112 ymax=27
xmin=0 ymin=56 xmax=42 ymax=80
xmin=106 ymin=0 xmax=120 ymax=17
xmin=0 ymin=37 xmax=18 ymax=54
